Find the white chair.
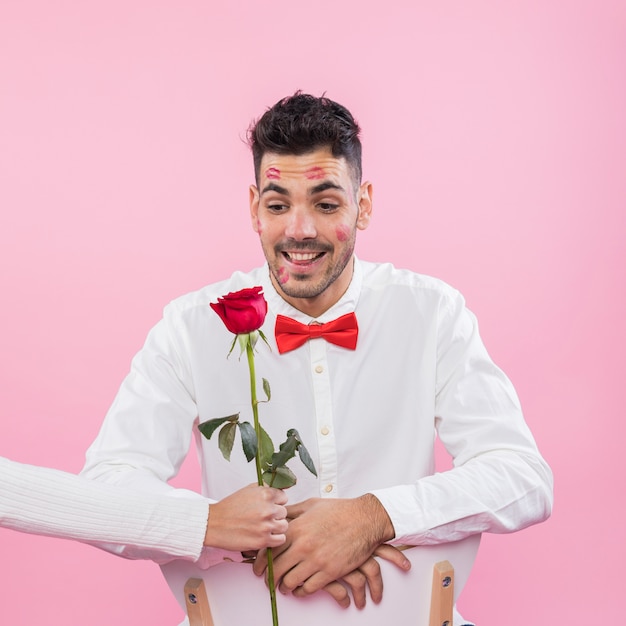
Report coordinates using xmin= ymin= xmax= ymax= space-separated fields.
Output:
xmin=161 ymin=534 xmax=480 ymax=626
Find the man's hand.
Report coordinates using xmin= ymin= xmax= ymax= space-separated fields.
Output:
xmin=294 ymin=544 xmax=411 ymax=609
xmin=253 ymin=495 xmax=409 ymax=607
xmin=204 ymin=484 xmax=288 ymax=552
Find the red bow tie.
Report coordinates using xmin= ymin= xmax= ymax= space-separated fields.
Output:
xmin=275 ymin=312 xmax=359 ymax=354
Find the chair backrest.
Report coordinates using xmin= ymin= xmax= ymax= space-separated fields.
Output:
xmin=161 ymin=534 xmax=480 ymax=626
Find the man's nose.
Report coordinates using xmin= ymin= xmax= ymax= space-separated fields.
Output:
xmin=284 ymin=207 xmax=317 ymax=239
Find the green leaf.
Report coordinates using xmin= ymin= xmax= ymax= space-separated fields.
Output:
xmin=218 ymin=422 xmax=237 ymax=461
xmin=237 ymin=334 xmax=249 ymax=357
xmin=271 ymin=432 xmax=298 ymax=468
xmin=258 ymin=426 xmax=275 ymax=469
xmin=258 ymin=329 xmax=272 ymax=350
xmin=297 ymin=441 xmax=317 ymax=477
xmin=262 ymin=378 xmax=271 ymax=402
xmin=238 ymin=421 xmax=257 ymax=462
xmin=263 ymin=465 xmax=297 ymax=489
xmin=277 ymin=429 xmax=317 ymax=477
xmin=249 ymin=330 xmax=259 ymax=350
xmin=198 ymin=414 xmax=239 ymax=440
xmin=227 ymin=335 xmax=238 ymax=358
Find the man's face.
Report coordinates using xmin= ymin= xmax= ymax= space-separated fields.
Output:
xmin=249 ymin=147 xmax=372 ymax=317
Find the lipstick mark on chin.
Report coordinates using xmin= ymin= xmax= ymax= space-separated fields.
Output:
xmin=266 ymin=168 xmax=281 ymax=180
xmin=335 ymin=224 xmax=351 ymax=242
xmin=277 ymin=266 xmax=289 ymax=284
xmin=304 ymin=167 xmax=325 ymax=180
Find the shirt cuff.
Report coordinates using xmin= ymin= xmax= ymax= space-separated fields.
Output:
xmin=368 ymin=484 xmax=431 ymax=545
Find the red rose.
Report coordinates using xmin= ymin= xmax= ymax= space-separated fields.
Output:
xmin=210 ymin=286 xmax=268 ymax=335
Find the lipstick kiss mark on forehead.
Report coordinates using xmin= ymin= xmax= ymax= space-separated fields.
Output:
xmin=265 ymin=168 xmax=281 ymax=180
xmin=304 ymin=167 xmax=326 ymax=180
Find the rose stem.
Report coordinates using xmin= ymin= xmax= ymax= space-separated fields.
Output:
xmin=246 ymin=338 xmax=279 ymax=626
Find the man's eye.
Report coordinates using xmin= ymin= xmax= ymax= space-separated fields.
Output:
xmin=267 ymin=203 xmax=288 ymax=212
xmin=318 ymin=203 xmax=339 ymax=212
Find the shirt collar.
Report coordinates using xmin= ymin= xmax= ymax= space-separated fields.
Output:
xmin=260 ymin=257 xmax=363 ymax=324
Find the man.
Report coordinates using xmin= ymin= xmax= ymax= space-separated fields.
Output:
xmin=82 ymin=92 xmax=553 ymax=619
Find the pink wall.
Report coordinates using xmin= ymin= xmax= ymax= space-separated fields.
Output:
xmin=1 ymin=1 xmax=624 ymax=623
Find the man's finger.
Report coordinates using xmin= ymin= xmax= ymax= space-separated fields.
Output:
xmin=340 ymin=568 xmax=369 ymax=609
xmin=252 ymin=547 xmax=268 ymax=576
xmin=293 ymin=581 xmax=352 ymax=608
xmin=373 ymin=543 xmax=411 ymax=571
xmin=253 ymin=540 xmax=293 ymax=578
xmin=293 ymin=570 xmax=334 ymax=597
xmin=285 ymin=497 xmax=317 ymax=520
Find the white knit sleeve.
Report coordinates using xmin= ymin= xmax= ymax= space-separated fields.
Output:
xmin=0 ymin=456 xmax=208 ymax=561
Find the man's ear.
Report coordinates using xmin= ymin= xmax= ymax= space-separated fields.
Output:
xmin=249 ymin=185 xmax=260 ymax=233
xmin=356 ymin=181 xmax=373 ymax=230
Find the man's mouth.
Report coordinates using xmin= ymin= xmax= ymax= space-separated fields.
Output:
xmin=282 ymin=251 xmax=326 ymax=264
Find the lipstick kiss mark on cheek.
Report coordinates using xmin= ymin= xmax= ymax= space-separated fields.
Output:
xmin=266 ymin=168 xmax=281 ymax=180
xmin=335 ymin=224 xmax=351 ymax=242
xmin=304 ymin=167 xmax=325 ymax=180
xmin=277 ymin=266 xmax=289 ymax=284
xmin=255 ymin=219 xmax=263 ymax=235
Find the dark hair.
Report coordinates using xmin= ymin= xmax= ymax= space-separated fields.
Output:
xmin=247 ymin=92 xmax=362 ymax=188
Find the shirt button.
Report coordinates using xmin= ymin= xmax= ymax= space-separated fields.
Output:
xmin=314 ymin=365 xmax=324 ymax=374
xmin=320 ymin=426 xmax=330 ymax=436
xmin=324 ymin=484 xmax=334 ymax=493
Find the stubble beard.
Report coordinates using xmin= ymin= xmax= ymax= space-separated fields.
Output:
xmin=268 ymin=236 xmax=356 ymax=301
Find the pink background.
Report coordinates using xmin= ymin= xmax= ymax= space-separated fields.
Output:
xmin=1 ymin=1 xmax=624 ymax=624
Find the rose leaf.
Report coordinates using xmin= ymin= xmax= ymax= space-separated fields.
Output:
xmin=238 ymin=421 xmax=257 ymax=462
xmin=262 ymin=378 xmax=271 ymax=402
xmin=198 ymin=414 xmax=239 ymax=440
xmin=264 ymin=465 xmax=297 ymax=489
xmin=297 ymin=442 xmax=317 ymax=477
xmin=218 ymin=422 xmax=237 ymax=461
xmin=258 ymin=426 xmax=275 ymax=469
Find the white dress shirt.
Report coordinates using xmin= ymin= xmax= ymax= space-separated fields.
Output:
xmin=82 ymin=258 xmax=553 ymax=567
xmin=0 ymin=456 xmax=208 ymax=561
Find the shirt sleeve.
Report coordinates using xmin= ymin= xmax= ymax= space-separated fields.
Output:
xmin=370 ymin=290 xmax=554 ymax=545
xmin=79 ymin=305 xmax=245 ymax=565
xmin=0 ymin=456 xmax=208 ymax=561
xmin=81 ymin=309 xmax=199 ymax=493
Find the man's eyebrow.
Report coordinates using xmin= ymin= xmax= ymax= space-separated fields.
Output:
xmin=309 ymin=181 xmax=345 ymax=195
xmin=260 ymin=180 xmax=347 ymax=196
xmin=261 ymin=182 xmax=289 ymax=195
